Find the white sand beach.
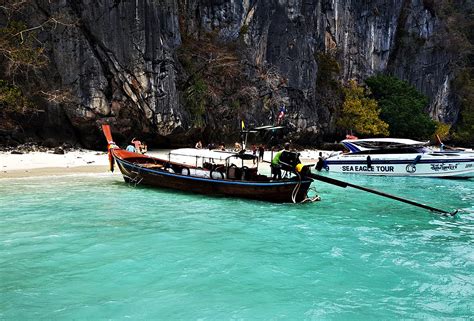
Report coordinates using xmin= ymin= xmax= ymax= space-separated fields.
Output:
xmin=0 ymin=148 xmax=334 ymax=179
xmin=0 ymin=150 xmax=111 ymax=178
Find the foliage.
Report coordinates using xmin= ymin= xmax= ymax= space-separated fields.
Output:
xmin=337 ymin=80 xmax=389 ymax=137
xmin=0 ymin=79 xmax=32 ymax=112
xmin=434 ymin=122 xmax=451 ymax=141
xmin=231 ymin=99 xmax=240 ymax=110
xmin=185 ymin=77 xmax=208 ymax=127
xmin=315 ymin=52 xmax=340 ymax=88
xmin=0 ymin=20 xmax=49 ymax=75
xmin=313 ymin=51 xmax=344 ymax=137
xmin=178 ymin=32 xmax=254 ymax=131
xmin=452 ymin=71 xmax=474 ymax=145
xmin=239 ymin=24 xmax=249 ymax=37
xmin=424 ymin=1 xmax=474 ymax=146
xmin=365 ymin=75 xmax=436 ymax=139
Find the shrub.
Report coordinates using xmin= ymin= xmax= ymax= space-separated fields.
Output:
xmin=337 ymin=80 xmax=389 ymax=136
xmin=365 ymin=75 xmax=436 ymax=139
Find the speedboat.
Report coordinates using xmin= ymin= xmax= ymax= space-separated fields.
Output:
xmin=324 ymin=138 xmax=474 ymax=178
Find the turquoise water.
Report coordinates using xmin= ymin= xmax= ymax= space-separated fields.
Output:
xmin=1 ymin=173 xmax=473 ymax=320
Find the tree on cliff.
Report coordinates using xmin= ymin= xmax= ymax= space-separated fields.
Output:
xmin=0 ymin=1 xmax=76 ymax=132
xmin=366 ymin=75 xmax=436 ymax=140
xmin=337 ymin=80 xmax=389 ymax=137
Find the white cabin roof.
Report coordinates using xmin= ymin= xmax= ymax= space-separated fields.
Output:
xmin=341 ymin=138 xmax=429 ymax=152
xmin=341 ymin=138 xmax=428 ymax=145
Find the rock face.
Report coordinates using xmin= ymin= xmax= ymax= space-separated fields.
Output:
xmin=43 ymin=0 xmax=183 ymax=147
xmin=2 ymin=0 xmax=463 ymax=147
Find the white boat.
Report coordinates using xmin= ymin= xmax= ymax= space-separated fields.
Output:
xmin=324 ymin=138 xmax=474 ymax=178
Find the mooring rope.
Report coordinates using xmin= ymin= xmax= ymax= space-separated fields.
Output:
xmin=126 ymin=170 xmax=143 ymax=187
xmin=291 ymin=172 xmax=302 ymax=203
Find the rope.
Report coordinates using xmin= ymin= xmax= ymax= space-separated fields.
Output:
xmin=291 ymin=172 xmax=322 ymax=203
xmin=300 ymin=187 xmax=321 ymax=203
xmin=126 ymin=170 xmax=143 ymax=187
xmin=291 ymin=172 xmax=302 ymax=203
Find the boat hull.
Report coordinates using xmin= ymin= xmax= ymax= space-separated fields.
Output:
xmin=325 ymin=153 xmax=474 ymax=178
xmin=115 ymin=157 xmax=313 ymax=203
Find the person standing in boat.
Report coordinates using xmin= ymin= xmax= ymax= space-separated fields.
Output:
xmin=271 ymin=142 xmax=290 ymax=180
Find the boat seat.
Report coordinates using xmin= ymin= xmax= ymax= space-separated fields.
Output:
xmin=227 ymin=166 xmax=237 ymax=179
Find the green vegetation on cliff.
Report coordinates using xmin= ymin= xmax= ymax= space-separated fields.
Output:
xmin=429 ymin=1 xmax=474 ymax=145
xmin=452 ymin=72 xmax=474 ymax=144
xmin=0 ymin=80 xmax=32 ymax=112
xmin=0 ymin=20 xmax=48 ymax=74
xmin=178 ymin=34 xmax=247 ymax=133
xmin=337 ymin=80 xmax=389 ymax=137
xmin=366 ymin=75 xmax=436 ymax=140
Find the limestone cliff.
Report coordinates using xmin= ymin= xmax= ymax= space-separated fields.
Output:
xmin=0 ymin=0 xmax=466 ymax=148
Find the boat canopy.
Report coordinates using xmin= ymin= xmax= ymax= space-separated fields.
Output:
xmin=168 ymin=148 xmax=258 ymax=168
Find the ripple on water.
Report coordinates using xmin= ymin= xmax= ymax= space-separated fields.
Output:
xmin=0 ymin=174 xmax=473 ymax=319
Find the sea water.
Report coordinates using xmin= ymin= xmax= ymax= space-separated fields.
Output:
xmin=0 ymin=173 xmax=473 ymax=320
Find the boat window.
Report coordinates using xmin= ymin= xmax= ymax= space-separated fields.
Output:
xmin=354 ymin=141 xmax=426 ymax=150
xmin=353 ymin=147 xmax=422 ymax=155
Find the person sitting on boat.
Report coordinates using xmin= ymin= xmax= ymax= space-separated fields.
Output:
xmin=126 ymin=144 xmax=136 ymax=152
xmin=131 ymin=138 xmax=142 ymax=152
xmin=140 ymin=142 xmax=147 ymax=154
xmin=195 ymin=140 xmax=203 ymax=149
xmin=234 ymin=142 xmax=242 ymax=152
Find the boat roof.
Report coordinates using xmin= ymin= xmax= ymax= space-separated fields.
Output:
xmin=341 ymin=138 xmax=429 ymax=153
xmin=169 ymin=148 xmax=233 ymax=160
xmin=169 ymin=148 xmax=257 ymax=161
xmin=341 ymin=138 xmax=428 ymax=145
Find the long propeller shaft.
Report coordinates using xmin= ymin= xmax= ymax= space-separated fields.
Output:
xmin=307 ymin=173 xmax=457 ymax=216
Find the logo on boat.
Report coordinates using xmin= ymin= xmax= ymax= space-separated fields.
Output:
xmin=406 ymin=164 xmax=416 ymax=173
xmin=430 ymin=163 xmax=458 ymax=171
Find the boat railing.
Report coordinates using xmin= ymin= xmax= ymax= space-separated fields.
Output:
xmin=167 ymin=151 xmax=229 ymax=168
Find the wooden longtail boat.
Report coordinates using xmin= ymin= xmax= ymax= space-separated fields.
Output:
xmin=101 ymin=125 xmax=458 ymax=215
xmin=102 ymin=125 xmax=314 ymax=203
